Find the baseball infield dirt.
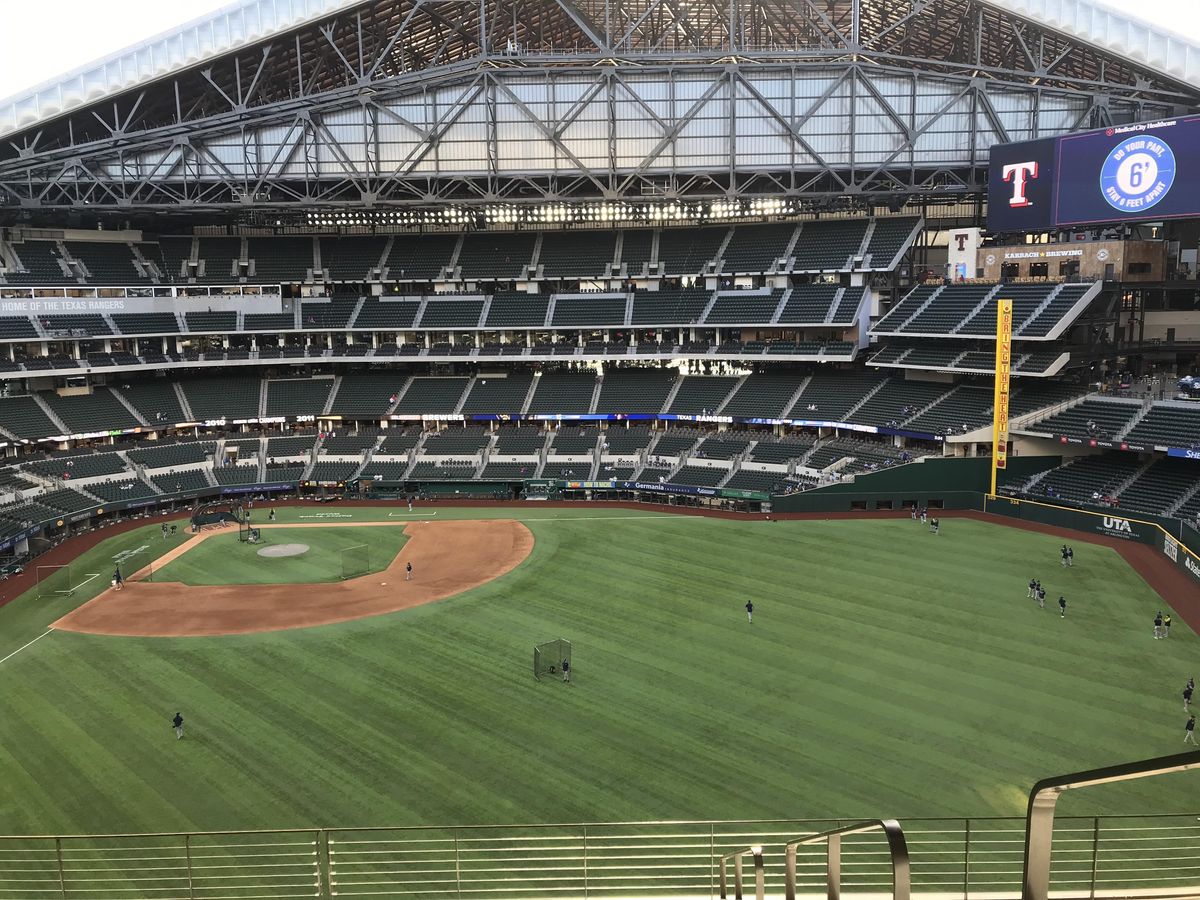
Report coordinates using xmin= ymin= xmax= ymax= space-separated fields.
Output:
xmin=52 ymin=519 xmax=533 ymax=637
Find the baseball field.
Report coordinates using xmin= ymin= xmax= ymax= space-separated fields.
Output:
xmin=0 ymin=504 xmax=1195 ymax=836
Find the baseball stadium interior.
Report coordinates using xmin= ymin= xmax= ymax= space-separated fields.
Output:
xmin=2 ymin=0 xmax=1200 ymax=894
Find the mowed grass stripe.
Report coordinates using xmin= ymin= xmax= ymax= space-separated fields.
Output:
xmin=0 ymin=512 xmax=1194 ymax=836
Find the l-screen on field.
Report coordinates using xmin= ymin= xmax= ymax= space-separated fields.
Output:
xmin=0 ymin=505 xmax=1196 ymax=835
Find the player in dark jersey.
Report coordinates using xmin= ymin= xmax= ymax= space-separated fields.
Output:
xmin=561 ymin=658 xmax=570 ymax=683
xmin=1027 ymin=578 xmax=1037 ymax=599
xmin=1060 ymin=545 xmax=1069 ymax=567
xmin=172 ymin=712 xmax=184 ymax=740
xmin=1037 ymin=586 xmax=1046 ymax=609
xmin=1154 ymin=612 xmax=1164 ymax=640
xmin=1186 ymin=715 xmax=1197 ymax=745
xmin=1058 ymin=595 xmax=1067 ymax=618
xmin=1066 ymin=546 xmax=1074 ymax=567
xmin=1184 ymin=684 xmax=1193 ymax=713
xmin=745 ymin=600 xmax=753 ymax=623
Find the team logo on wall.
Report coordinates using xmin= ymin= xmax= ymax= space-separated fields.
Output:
xmin=1100 ymin=137 xmax=1176 ymax=212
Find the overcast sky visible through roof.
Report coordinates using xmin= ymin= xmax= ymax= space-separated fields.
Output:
xmin=0 ymin=0 xmax=1198 ymax=101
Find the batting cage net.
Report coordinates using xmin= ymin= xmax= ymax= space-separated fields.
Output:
xmin=35 ymin=564 xmax=74 ymax=599
xmin=239 ymin=516 xmax=262 ymax=544
xmin=533 ymin=638 xmax=572 ymax=681
xmin=340 ymin=544 xmax=370 ymax=580
xmin=192 ymin=501 xmax=245 ymax=534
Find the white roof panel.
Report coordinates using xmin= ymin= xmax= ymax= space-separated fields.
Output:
xmin=0 ymin=0 xmax=365 ymax=140
xmin=0 ymin=0 xmax=1196 ymax=143
xmin=982 ymin=0 xmax=1200 ymax=89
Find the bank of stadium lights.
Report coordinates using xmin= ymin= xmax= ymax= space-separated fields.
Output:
xmin=302 ymin=198 xmax=807 ymax=230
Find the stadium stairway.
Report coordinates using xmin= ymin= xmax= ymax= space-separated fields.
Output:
xmin=588 ymin=378 xmax=603 ymax=414
xmin=774 ymin=376 xmax=812 ymax=419
xmin=1114 ymin=458 xmax=1156 ymax=498
xmin=839 ymin=379 xmax=889 ymax=422
xmin=658 ymin=376 xmax=685 ymax=413
xmin=384 ymin=377 xmax=415 ymax=415
xmin=518 ymin=376 xmax=539 ymax=415
xmin=889 ymin=284 xmax=945 ymax=332
xmin=901 ymin=384 xmax=966 ymax=427
xmin=817 ymin=286 xmax=841 ymax=324
xmin=1016 ymin=465 xmax=1056 ymax=494
xmin=1115 ymin=401 xmax=1154 ymax=440
xmin=346 ymin=296 xmax=367 ymax=329
xmin=1172 ymin=478 xmax=1200 ymax=518
xmin=453 ymin=377 xmax=475 ymax=415
xmin=715 ymin=374 xmax=751 ymax=414
xmin=948 ymin=285 xmax=1003 ymax=336
xmin=322 ymin=376 xmax=342 ymax=415
xmin=110 ymin=387 xmax=151 ymax=426
xmin=31 ymin=394 xmax=70 ymax=436
xmin=173 ymin=382 xmax=195 ymax=421
xmin=1017 ymin=281 xmax=1102 ymax=338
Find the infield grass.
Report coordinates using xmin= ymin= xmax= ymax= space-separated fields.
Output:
xmin=0 ymin=506 xmax=1196 ymax=835
xmin=149 ymin=525 xmax=408 ymax=585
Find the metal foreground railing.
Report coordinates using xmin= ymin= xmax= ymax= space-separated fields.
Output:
xmin=1022 ymin=751 xmax=1200 ymax=900
xmin=0 ymin=756 xmax=1198 ymax=900
xmin=3 ymin=814 xmax=1200 ymax=900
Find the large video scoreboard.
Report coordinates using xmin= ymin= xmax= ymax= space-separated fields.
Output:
xmin=987 ymin=116 xmax=1200 ymax=232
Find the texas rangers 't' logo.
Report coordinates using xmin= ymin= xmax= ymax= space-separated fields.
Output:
xmin=1100 ymin=137 xmax=1176 ymax=212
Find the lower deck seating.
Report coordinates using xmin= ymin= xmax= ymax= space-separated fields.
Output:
xmin=1031 ymin=399 xmax=1141 ymax=442
xmin=307 ymin=462 xmax=361 ymax=483
xmin=215 ymin=464 xmax=262 ymax=485
xmin=150 ymin=470 xmax=211 ymax=494
xmin=478 ymin=461 xmax=532 ymax=479
xmin=669 ymin=464 xmax=728 ymax=487
xmin=905 ymin=388 xmax=993 ymax=434
xmin=1034 ymin=455 xmax=1143 ymax=503
xmin=40 ymin=488 xmax=98 ymax=513
xmin=723 ymin=470 xmax=792 ymax=492
xmin=1110 ymin=459 xmax=1197 ymax=515
xmin=127 ymin=441 xmax=214 ymax=468
xmin=540 ymin=461 xmax=590 ymax=480
xmin=28 ymin=453 xmax=128 ymax=480
xmin=88 ymin=478 xmax=158 ymax=502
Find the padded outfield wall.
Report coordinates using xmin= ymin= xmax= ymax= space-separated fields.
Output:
xmin=771 ymin=457 xmax=1200 ymax=589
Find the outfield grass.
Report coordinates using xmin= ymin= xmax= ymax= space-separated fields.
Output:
xmin=0 ymin=507 xmax=1195 ymax=835
xmin=150 ymin=525 xmax=408 ymax=585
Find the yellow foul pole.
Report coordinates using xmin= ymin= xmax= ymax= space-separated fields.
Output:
xmin=990 ymin=297 xmax=1014 ymax=498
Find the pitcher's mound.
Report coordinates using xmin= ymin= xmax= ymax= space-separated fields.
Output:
xmin=258 ymin=543 xmax=309 ymax=558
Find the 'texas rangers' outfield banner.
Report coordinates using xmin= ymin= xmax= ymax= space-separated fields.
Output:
xmin=988 ymin=115 xmax=1200 ymax=231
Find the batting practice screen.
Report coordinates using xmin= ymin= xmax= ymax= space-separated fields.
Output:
xmin=35 ymin=564 xmax=74 ymax=599
xmin=340 ymin=544 xmax=370 ymax=580
xmin=533 ymin=639 xmax=572 ymax=680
